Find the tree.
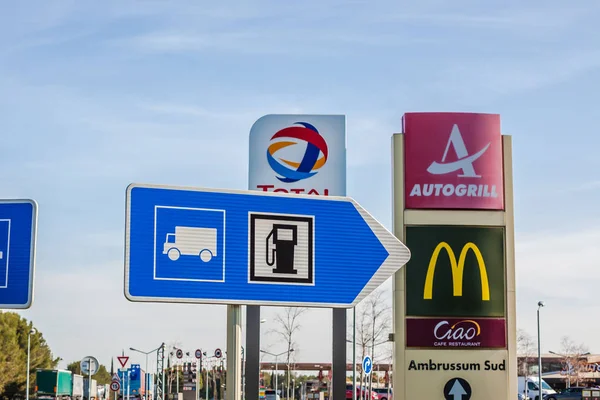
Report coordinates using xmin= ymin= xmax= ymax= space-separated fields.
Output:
xmin=557 ymin=336 xmax=590 ymax=387
xmin=0 ymin=311 xmax=60 ymax=400
xmin=349 ymin=289 xmax=392 ymax=395
xmin=517 ymin=329 xmax=537 ymax=377
xmin=67 ymin=361 xmax=112 ymax=385
xmin=365 ymin=290 xmax=391 ymax=364
xmin=270 ymin=307 xmax=308 ymax=400
xmin=516 ymin=329 xmax=537 ymax=400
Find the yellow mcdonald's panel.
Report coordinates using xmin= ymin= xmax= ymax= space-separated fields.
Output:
xmin=405 ymin=226 xmax=505 ymax=318
xmin=423 ymin=242 xmax=490 ymax=301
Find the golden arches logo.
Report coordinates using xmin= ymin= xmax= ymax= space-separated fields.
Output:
xmin=423 ymin=242 xmax=490 ymax=301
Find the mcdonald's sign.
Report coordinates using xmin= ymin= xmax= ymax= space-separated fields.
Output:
xmin=405 ymin=226 xmax=505 ymax=317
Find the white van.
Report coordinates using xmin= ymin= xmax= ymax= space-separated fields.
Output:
xmin=518 ymin=376 xmax=556 ymax=400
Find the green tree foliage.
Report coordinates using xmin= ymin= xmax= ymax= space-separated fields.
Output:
xmin=0 ymin=311 xmax=60 ymax=400
xmin=67 ymin=362 xmax=112 ymax=385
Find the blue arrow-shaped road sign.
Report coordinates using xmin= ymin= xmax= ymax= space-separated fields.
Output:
xmin=0 ymin=199 xmax=38 ymax=309
xmin=124 ymin=183 xmax=411 ymax=308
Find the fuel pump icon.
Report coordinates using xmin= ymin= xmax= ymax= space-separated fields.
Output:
xmin=265 ymin=224 xmax=298 ymax=274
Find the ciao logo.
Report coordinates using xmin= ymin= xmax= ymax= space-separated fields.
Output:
xmin=434 ymin=319 xmax=481 ymax=341
xmin=405 ymin=317 xmax=506 ymax=349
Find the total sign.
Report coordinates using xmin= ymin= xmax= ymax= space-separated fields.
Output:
xmin=248 ymin=115 xmax=346 ymax=197
xmin=403 ymin=112 xmax=504 ymax=210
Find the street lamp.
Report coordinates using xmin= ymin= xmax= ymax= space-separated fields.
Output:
xmin=26 ymin=328 xmax=36 ymax=400
xmin=131 ymin=344 xmax=163 ymax=399
xmin=260 ymin=349 xmax=294 ymax=400
xmin=537 ymin=301 xmax=545 ymax=396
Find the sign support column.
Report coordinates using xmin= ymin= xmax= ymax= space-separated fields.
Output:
xmin=392 ymin=112 xmax=517 ymax=399
xmin=245 ymin=306 xmax=260 ymax=400
xmin=227 ymin=305 xmax=242 ymax=400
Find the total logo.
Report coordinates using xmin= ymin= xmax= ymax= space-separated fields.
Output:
xmin=257 ymin=122 xmax=330 ymax=195
xmin=433 ymin=319 xmax=481 ymax=348
xmin=409 ymin=124 xmax=498 ymax=199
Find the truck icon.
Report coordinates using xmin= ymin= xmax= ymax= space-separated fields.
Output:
xmin=162 ymin=226 xmax=217 ymax=262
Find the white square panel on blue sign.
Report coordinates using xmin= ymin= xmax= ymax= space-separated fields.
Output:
xmin=154 ymin=206 xmax=225 ymax=282
xmin=0 ymin=200 xmax=37 ymax=309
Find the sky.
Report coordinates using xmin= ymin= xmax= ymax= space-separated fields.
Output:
xmin=1 ymin=0 xmax=600 ymax=373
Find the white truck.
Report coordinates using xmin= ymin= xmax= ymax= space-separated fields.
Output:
xmin=163 ymin=226 xmax=217 ymax=262
xmin=518 ymin=376 xmax=556 ymax=400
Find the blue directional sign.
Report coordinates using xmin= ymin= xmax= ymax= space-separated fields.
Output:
xmin=0 ymin=199 xmax=38 ymax=309
xmin=124 ymin=183 xmax=411 ymax=307
xmin=363 ymin=356 xmax=373 ymax=375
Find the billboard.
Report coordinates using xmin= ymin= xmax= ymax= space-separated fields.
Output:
xmin=405 ymin=226 xmax=505 ymax=317
xmin=248 ymin=114 xmax=346 ymax=196
xmin=403 ymin=112 xmax=504 ymax=210
xmin=405 ymin=317 xmax=506 ymax=349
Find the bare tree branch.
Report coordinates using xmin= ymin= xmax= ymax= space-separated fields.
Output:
xmin=558 ymin=336 xmax=590 ymax=386
xmin=349 ymin=289 xmax=392 ymax=390
xmin=517 ymin=329 xmax=537 ymax=377
xmin=270 ymin=307 xmax=308 ymax=398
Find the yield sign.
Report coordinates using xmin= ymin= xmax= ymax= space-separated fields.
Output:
xmin=117 ymin=356 xmax=129 ymax=368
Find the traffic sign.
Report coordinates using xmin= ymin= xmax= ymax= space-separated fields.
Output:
xmin=214 ymin=348 xmax=222 ymax=358
xmin=176 ymin=349 xmax=183 ymax=359
xmin=111 ymin=373 xmax=120 ymax=382
xmin=362 ymin=356 xmax=372 ymax=375
xmin=0 ymin=200 xmax=37 ymax=309
xmin=117 ymin=356 xmax=129 ymax=368
xmin=443 ymin=378 xmax=471 ymax=400
xmin=110 ymin=381 xmax=121 ymax=392
xmin=80 ymin=356 xmax=99 ymax=375
xmin=124 ymin=184 xmax=411 ymax=308
xmin=195 ymin=349 xmax=202 ymax=359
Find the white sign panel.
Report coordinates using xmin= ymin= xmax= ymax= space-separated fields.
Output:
xmin=248 ymin=115 xmax=346 ymax=196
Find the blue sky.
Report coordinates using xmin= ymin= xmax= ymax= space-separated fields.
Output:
xmin=2 ymin=0 xmax=600 ymax=370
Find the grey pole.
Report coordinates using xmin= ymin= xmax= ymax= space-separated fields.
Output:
xmin=26 ymin=328 xmax=34 ymax=400
xmin=226 ymin=304 xmax=243 ymax=400
xmin=246 ymin=307 xmax=261 ymax=400
xmin=241 ymin=347 xmax=245 ymax=400
xmin=368 ymin=313 xmax=375 ymax=400
xmin=537 ymin=301 xmax=545 ymax=399
xmin=332 ymin=310 xmax=346 ymax=400
xmin=130 ymin=346 xmax=162 ymax=400
xmin=274 ymin=356 xmax=278 ymax=395
xmin=352 ymin=308 xmax=356 ymax=400
xmin=260 ymin=349 xmax=290 ymax=398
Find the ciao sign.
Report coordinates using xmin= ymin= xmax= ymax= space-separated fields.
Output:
xmin=406 ymin=317 xmax=507 ymax=349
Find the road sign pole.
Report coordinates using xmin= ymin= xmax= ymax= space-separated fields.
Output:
xmin=226 ymin=305 xmax=242 ymax=400
xmin=205 ymin=358 xmax=209 ymax=400
xmin=352 ymin=307 xmax=356 ymax=400
xmin=195 ymin=359 xmax=199 ymax=400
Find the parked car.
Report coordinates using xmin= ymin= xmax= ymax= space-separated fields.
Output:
xmin=345 ymin=384 xmax=378 ymax=400
xmin=372 ymin=388 xmax=392 ymax=400
xmin=265 ymin=389 xmax=280 ymax=400
xmin=544 ymin=386 xmax=587 ymax=399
